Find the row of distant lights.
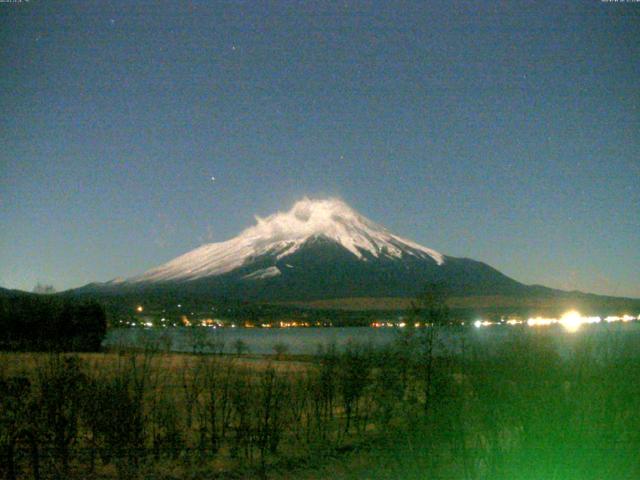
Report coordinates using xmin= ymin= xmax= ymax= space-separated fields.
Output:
xmin=132 ymin=305 xmax=638 ymax=333
xmin=121 ymin=320 xmax=236 ymax=328
xmin=474 ymin=311 xmax=640 ymax=333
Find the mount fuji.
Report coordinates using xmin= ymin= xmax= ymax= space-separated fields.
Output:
xmin=79 ymin=198 xmax=535 ymax=302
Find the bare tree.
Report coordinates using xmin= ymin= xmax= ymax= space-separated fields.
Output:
xmin=233 ymin=338 xmax=249 ymax=356
xmin=36 ymin=355 xmax=86 ymax=479
xmin=411 ymin=283 xmax=450 ymax=416
xmin=0 ymin=376 xmax=34 ymax=480
xmin=272 ymin=342 xmax=289 ymax=360
xmin=32 ymin=283 xmax=56 ymax=294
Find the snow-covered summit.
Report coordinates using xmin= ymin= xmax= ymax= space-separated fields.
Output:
xmin=129 ymin=197 xmax=444 ymax=283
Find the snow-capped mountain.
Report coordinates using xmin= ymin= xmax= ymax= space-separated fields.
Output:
xmin=80 ymin=197 xmax=528 ymax=301
xmin=130 ymin=197 xmax=444 ymax=284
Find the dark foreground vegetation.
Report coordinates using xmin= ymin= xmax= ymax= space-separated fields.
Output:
xmin=0 ymin=293 xmax=106 ymax=351
xmin=2 ymin=325 xmax=640 ymax=480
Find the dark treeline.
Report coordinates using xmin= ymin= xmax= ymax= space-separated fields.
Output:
xmin=0 ymin=293 xmax=106 ymax=351
xmin=2 ymin=327 xmax=640 ymax=479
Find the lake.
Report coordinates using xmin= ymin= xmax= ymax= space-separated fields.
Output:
xmin=104 ymin=322 xmax=640 ymax=358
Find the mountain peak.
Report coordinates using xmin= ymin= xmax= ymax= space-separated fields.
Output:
xmin=243 ymin=197 xmax=378 ymax=243
xmin=239 ymin=197 xmax=442 ymax=263
xmin=128 ymin=197 xmax=444 ymax=283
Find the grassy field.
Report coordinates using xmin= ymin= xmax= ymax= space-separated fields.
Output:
xmin=2 ymin=328 xmax=640 ymax=479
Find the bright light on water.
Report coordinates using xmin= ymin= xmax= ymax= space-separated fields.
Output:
xmin=527 ymin=317 xmax=556 ymax=327
xmin=474 ymin=320 xmax=493 ymax=328
xmin=560 ymin=310 xmax=582 ymax=333
xmin=468 ymin=311 xmax=634 ymax=332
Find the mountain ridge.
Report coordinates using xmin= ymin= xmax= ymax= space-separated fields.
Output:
xmin=127 ymin=197 xmax=444 ymax=284
xmin=76 ymin=198 xmax=526 ymax=301
xmin=71 ymin=198 xmax=638 ymax=312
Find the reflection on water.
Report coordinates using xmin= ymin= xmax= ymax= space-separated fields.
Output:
xmin=104 ymin=322 xmax=640 ymax=357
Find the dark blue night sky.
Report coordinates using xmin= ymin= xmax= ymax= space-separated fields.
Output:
xmin=1 ymin=1 xmax=638 ymax=297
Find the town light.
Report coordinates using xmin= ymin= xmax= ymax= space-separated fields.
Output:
xmin=560 ymin=310 xmax=582 ymax=333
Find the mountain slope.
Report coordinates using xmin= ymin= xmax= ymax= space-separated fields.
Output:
xmin=128 ymin=197 xmax=444 ymax=284
xmin=77 ymin=197 xmax=533 ymax=302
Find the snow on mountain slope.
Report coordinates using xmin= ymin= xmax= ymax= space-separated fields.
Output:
xmin=243 ymin=266 xmax=281 ymax=280
xmin=128 ymin=198 xmax=444 ymax=283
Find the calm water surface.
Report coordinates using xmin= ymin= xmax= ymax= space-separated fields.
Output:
xmin=104 ymin=323 xmax=640 ymax=357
